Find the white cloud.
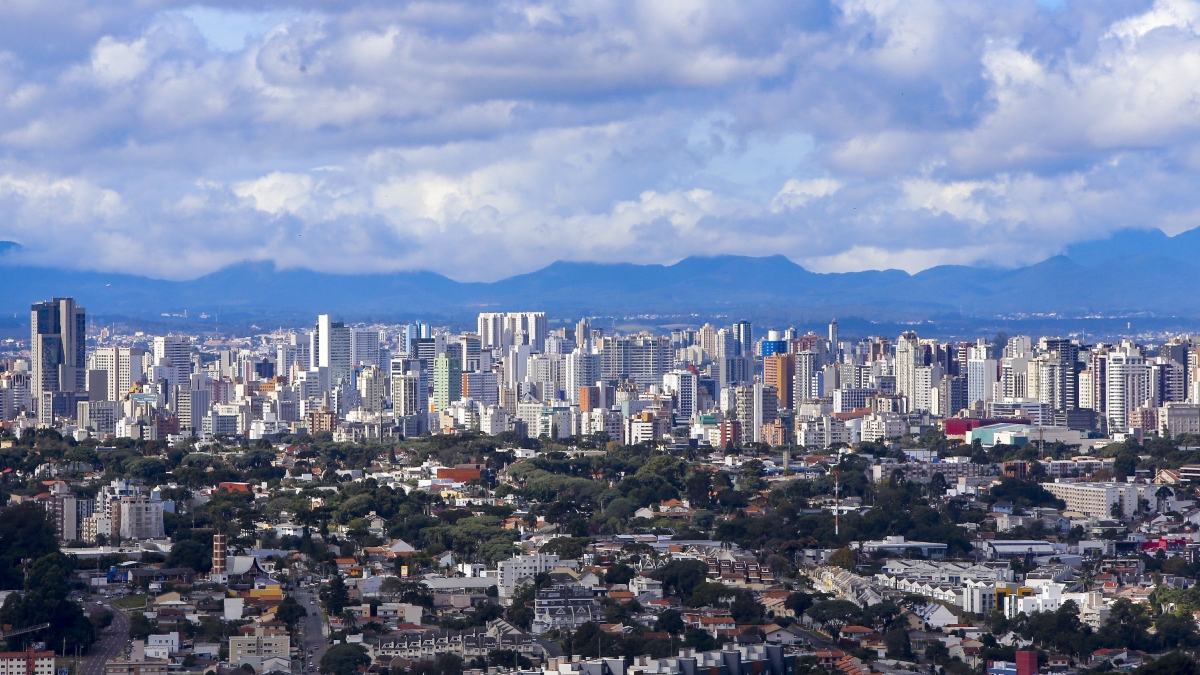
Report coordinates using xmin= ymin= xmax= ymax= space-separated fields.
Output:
xmin=1 ymin=0 xmax=1200 ymax=280
xmin=90 ymin=36 xmax=148 ymax=86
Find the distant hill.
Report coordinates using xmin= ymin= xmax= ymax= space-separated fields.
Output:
xmin=1 ymin=227 xmax=1199 ymax=324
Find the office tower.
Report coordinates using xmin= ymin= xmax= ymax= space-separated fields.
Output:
xmin=565 ymin=350 xmax=600 ymax=404
xmin=699 ymin=323 xmax=718 ymax=359
xmin=86 ymin=369 xmax=108 ymax=403
xmin=478 ymin=313 xmax=506 ymax=350
xmin=1107 ymin=350 xmax=1150 ymax=432
xmin=90 ymin=347 xmax=144 ymax=402
xmin=414 ymin=338 xmax=438 ymax=367
xmin=1004 ymin=335 xmax=1033 ymax=358
xmin=351 ymin=329 xmax=381 ymax=367
xmin=894 ymin=331 xmax=921 ymax=404
xmin=1152 ymin=359 xmax=1186 ymax=406
xmin=153 ymin=336 xmax=191 ymax=391
xmin=391 ymin=369 xmax=427 ymax=417
xmin=459 ymin=334 xmax=482 ymax=372
xmin=828 ymin=319 xmax=839 ymax=354
xmin=575 ymin=319 xmax=591 ymax=351
xmin=599 ymin=335 xmax=670 ymax=387
xmin=718 ymin=356 xmax=752 ymax=389
xmin=30 ymin=297 xmax=86 ymax=416
xmin=967 ymin=341 xmax=997 ymax=405
xmin=173 ymin=386 xmax=211 ymax=436
xmin=663 ymin=370 xmax=698 ymax=419
xmin=1001 ymin=355 xmax=1031 ymax=399
xmin=763 ymin=353 xmax=795 ymax=410
xmin=317 ymin=315 xmax=352 ymax=385
xmin=433 ymin=353 xmax=462 ymax=412
xmin=935 ymin=375 xmax=968 ymax=417
xmin=794 ymin=350 xmax=817 ymax=404
xmin=732 ymin=320 xmax=752 ymax=357
xmin=912 ymin=364 xmax=942 ymax=412
xmin=1038 ymin=337 xmax=1080 ymax=410
xmin=485 ymin=312 xmax=549 ymax=352
xmin=356 ymin=365 xmax=387 ymax=412
xmin=463 ymin=371 xmax=499 ymax=406
xmin=77 ymin=399 xmax=121 ymax=436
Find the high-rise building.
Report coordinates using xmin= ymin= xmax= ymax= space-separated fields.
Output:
xmin=317 ymin=315 xmax=352 ymax=386
xmin=794 ymin=351 xmax=817 ymax=404
xmin=356 ymin=365 xmax=387 ymax=412
xmin=763 ymin=353 xmax=795 ymax=410
xmin=1107 ymin=350 xmax=1150 ymax=433
xmin=599 ymin=335 xmax=670 ymax=387
xmin=663 ymin=370 xmax=698 ymax=419
xmin=894 ymin=331 xmax=922 ymax=404
xmin=153 ymin=336 xmax=191 ymax=392
xmin=967 ymin=341 xmax=997 ymax=405
xmin=30 ymin=297 xmax=86 ymax=418
xmin=732 ymin=320 xmax=752 ymax=358
xmin=351 ymin=329 xmax=381 ymax=367
xmin=565 ymin=350 xmax=600 ymax=404
xmin=433 ymin=353 xmax=462 ymax=412
xmin=478 ymin=313 xmax=507 ymax=350
xmin=90 ymin=345 xmax=145 ymax=398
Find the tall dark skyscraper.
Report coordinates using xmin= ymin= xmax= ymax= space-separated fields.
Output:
xmin=31 ymin=297 xmax=86 ymax=420
xmin=733 ymin=320 xmax=752 ymax=358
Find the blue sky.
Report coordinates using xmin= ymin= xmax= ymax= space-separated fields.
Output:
xmin=0 ymin=0 xmax=1197 ymax=280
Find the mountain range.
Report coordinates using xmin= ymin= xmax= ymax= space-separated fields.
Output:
xmin=1 ymin=226 xmax=1199 ymax=326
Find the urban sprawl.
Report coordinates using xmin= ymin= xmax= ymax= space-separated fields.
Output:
xmin=4 ymin=298 xmax=1200 ymax=675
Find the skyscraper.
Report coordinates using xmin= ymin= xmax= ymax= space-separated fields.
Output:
xmin=317 ymin=315 xmax=352 ymax=385
xmin=90 ymin=347 xmax=145 ymax=401
xmin=433 ymin=353 xmax=462 ymax=412
xmin=733 ymin=320 xmax=752 ymax=358
xmin=153 ymin=335 xmax=191 ymax=392
xmin=31 ymin=297 xmax=86 ymax=419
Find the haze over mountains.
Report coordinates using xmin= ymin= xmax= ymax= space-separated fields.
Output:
xmin=1 ymin=226 xmax=1197 ymax=325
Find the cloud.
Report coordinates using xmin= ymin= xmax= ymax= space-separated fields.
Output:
xmin=0 ymin=0 xmax=1198 ymax=281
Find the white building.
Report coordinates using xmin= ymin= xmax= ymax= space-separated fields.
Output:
xmin=497 ymin=553 xmax=578 ymax=598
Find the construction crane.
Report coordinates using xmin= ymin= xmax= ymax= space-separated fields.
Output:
xmin=0 ymin=624 xmax=51 ymax=639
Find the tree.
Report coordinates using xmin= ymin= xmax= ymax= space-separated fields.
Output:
xmin=166 ymin=539 xmax=211 ymax=572
xmin=604 ymin=564 xmax=636 ymax=585
xmin=651 ymin=559 xmax=709 ymax=599
xmin=655 ymin=609 xmax=685 ymax=635
xmin=0 ymin=503 xmax=59 ymax=589
xmin=275 ymin=596 xmax=308 ymax=629
xmin=1155 ymin=612 xmax=1199 ymax=650
xmin=1101 ymin=598 xmax=1153 ymax=651
xmin=729 ymin=591 xmax=764 ymax=624
xmin=320 ymin=644 xmax=371 ymax=675
xmin=829 ymin=547 xmax=856 ymax=570
xmin=379 ymin=577 xmax=433 ymax=608
xmin=785 ymin=592 xmax=813 ymax=617
xmin=884 ymin=626 xmax=912 ymax=658
xmin=0 ymin=551 xmax=94 ymax=651
xmin=806 ymin=600 xmax=861 ymax=631
xmin=321 ymin=575 xmax=350 ymax=616
xmin=540 ymin=537 xmax=590 ymax=561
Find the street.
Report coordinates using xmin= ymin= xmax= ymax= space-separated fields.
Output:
xmin=82 ymin=603 xmax=131 ymax=675
xmin=294 ymin=588 xmax=327 ymax=674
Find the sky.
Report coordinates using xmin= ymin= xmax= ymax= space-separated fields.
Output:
xmin=1 ymin=0 xmax=1199 ymax=281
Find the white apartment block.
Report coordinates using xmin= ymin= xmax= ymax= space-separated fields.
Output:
xmin=1043 ymin=481 xmax=1159 ymax=519
xmin=497 ymin=554 xmax=577 ymax=597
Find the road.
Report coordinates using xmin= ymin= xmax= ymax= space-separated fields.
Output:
xmin=294 ymin=587 xmax=328 ymax=675
xmin=82 ymin=602 xmax=131 ymax=675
